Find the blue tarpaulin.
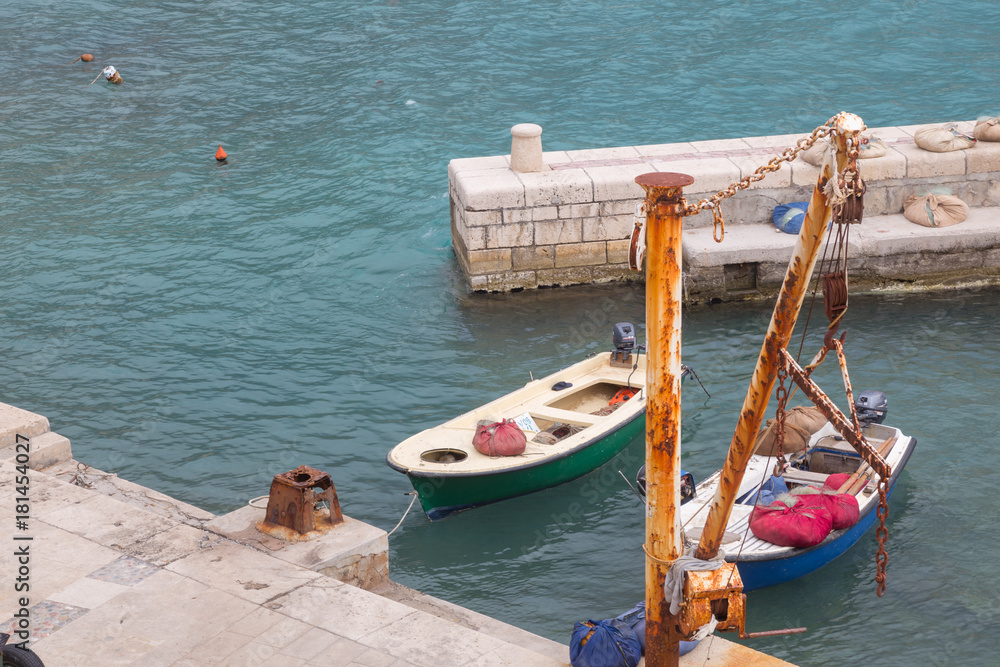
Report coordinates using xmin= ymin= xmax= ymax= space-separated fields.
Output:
xmin=773 ymin=201 xmax=810 ymax=234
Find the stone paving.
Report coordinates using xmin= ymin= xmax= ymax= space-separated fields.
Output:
xmin=0 ymin=403 xmax=792 ymax=666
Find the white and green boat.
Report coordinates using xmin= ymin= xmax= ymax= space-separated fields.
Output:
xmin=386 ymin=344 xmax=647 ymax=520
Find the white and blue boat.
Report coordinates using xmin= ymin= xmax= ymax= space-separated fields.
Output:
xmin=641 ymin=416 xmax=916 ymax=591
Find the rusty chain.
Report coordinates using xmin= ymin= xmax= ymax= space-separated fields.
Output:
xmin=830 ymin=133 xmax=866 ymax=225
xmin=773 ymin=365 xmax=789 ymax=477
xmin=828 ymin=335 xmax=891 ymax=597
xmin=874 ymin=476 xmax=890 ymax=596
xmin=680 ymin=113 xmax=871 ymax=243
xmin=681 ymin=117 xmax=839 ymax=242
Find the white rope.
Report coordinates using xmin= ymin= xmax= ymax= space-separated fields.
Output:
xmin=248 ymin=492 xmax=419 ymax=534
xmin=248 ymin=495 xmax=270 ymax=508
xmin=388 ymin=492 xmax=418 ymax=537
xmin=663 ymin=547 xmax=727 ymax=615
xmin=820 ymin=141 xmax=849 ymax=208
xmin=691 ymin=614 xmax=719 ymax=641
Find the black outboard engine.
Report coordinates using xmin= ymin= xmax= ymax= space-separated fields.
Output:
xmin=613 ymin=322 xmax=635 ymax=351
xmin=636 ymin=464 xmax=696 ymax=504
xmin=611 ymin=322 xmax=636 ymax=366
xmin=855 ymin=390 xmax=888 ymax=425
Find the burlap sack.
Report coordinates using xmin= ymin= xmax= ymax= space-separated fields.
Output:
xmin=800 ymin=140 xmax=829 ymax=166
xmin=754 ymin=406 xmax=828 ymax=456
xmin=858 ymin=138 xmax=886 ymax=158
xmin=974 ymin=117 xmax=1000 ymax=142
xmin=800 ymin=136 xmax=885 ymax=166
xmin=903 ymin=193 xmax=969 ymax=228
xmin=913 ymin=125 xmax=975 ymax=152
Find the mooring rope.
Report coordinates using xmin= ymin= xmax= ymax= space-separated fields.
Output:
xmin=388 ymin=491 xmax=418 ymax=536
xmin=247 ymin=495 xmax=270 ymax=508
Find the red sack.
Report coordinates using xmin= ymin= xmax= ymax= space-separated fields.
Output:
xmin=473 ymin=419 xmax=526 ymax=457
xmin=818 ymin=491 xmax=860 ymax=530
xmin=791 ymin=486 xmax=860 ymax=531
xmin=824 ymin=473 xmax=852 ymax=492
xmin=750 ymin=496 xmax=833 ymax=548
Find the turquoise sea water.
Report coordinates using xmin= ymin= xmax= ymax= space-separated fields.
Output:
xmin=3 ymin=1 xmax=1000 ymax=664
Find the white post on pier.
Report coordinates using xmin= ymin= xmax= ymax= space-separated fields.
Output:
xmin=510 ymin=123 xmax=543 ymax=173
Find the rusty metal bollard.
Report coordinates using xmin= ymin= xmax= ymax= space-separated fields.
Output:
xmin=258 ymin=465 xmax=343 ymax=540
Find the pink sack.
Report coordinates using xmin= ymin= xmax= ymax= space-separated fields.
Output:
xmin=791 ymin=486 xmax=860 ymax=531
xmin=818 ymin=491 xmax=860 ymax=530
xmin=824 ymin=473 xmax=852 ymax=492
xmin=750 ymin=496 xmax=833 ymax=548
xmin=473 ymin=419 xmax=526 ymax=457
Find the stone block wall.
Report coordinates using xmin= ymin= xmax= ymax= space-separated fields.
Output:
xmin=449 ymin=154 xmax=638 ymax=291
xmin=318 ymin=548 xmax=389 ymax=591
xmin=450 ymin=120 xmax=1000 ymax=294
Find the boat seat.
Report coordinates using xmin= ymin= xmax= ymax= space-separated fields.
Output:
xmin=526 ymin=407 xmax=596 ymax=427
xmin=781 ymin=468 xmax=829 ymax=487
xmin=811 ymin=435 xmax=862 ymax=455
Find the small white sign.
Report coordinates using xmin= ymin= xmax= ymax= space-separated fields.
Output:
xmin=512 ymin=412 xmax=540 ymax=433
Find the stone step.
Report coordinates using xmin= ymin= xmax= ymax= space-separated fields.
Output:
xmin=683 ymin=206 xmax=1000 ymax=269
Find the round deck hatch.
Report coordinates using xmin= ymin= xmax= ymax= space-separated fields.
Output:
xmin=420 ymin=448 xmax=468 ymax=463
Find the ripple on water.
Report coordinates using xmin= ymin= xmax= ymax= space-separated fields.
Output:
xmin=4 ymin=1 xmax=1000 ymax=660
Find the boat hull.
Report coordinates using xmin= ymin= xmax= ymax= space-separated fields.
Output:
xmin=731 ymin=435 xmax=916 ymax=590
xmin=387 ymin=351 xmax=649 ymax=520
xmin=406 ymin=410 xmax=644 ymax=520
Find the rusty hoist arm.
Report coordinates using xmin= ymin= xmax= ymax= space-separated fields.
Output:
xmin=777 ymin=348 xmax=890 ymax=478
xmin=777 ymin=345 xmax=895 ymax=596
xmin=693 ymin=112 xmax=866 ymax=563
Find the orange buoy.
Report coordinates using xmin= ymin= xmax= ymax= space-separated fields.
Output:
xmin=81 ymin=53 xmax=94 ymax=62
xmin=215 ymin=144 xmax=228 ymax=161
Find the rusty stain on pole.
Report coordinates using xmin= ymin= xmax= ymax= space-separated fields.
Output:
xmin=636 ymin=171 xmax=693 ymax=667
xmin=695 ymin=113 xmax=865 ymax=561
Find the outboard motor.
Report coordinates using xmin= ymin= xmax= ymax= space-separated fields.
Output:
xmin=613 ymin=322 xmax=636 ymax=351
xmin=636 ymin=464 xmax=696 ymax=504
xmin=610 ymin=322 xmax=637 ymax=366
xmin=855 ymin=390 xmax=888 ymax=425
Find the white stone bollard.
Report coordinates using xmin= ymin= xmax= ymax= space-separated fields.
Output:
xmin=510 ymin=123 xmax=543 ymax=173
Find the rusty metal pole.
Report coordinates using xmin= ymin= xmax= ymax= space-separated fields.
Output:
xmin=695 ymin=113 xmax=865 ymax=561
xmin=637 ymin=172 xmax=694 ymax=667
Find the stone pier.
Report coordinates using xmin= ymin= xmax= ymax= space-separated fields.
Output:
xmin=0 ymin=402 xmax=793 ymax=665
xmin=450 ymin=120 xmax=1000 ymax=299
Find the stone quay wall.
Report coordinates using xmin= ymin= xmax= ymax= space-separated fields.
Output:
xmin=449 ymin=120 xmax=1000 ymax=299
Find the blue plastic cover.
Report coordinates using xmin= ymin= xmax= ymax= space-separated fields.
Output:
xmin=570 ymin=619 xmax=642 ymax=667
xmin=613 ymin=601 xmax=699 ymax=656
xmin=773 ymin=201 xmax=810 ymax=234
xmin=745 ymin=475 xmax=789 ymax=506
